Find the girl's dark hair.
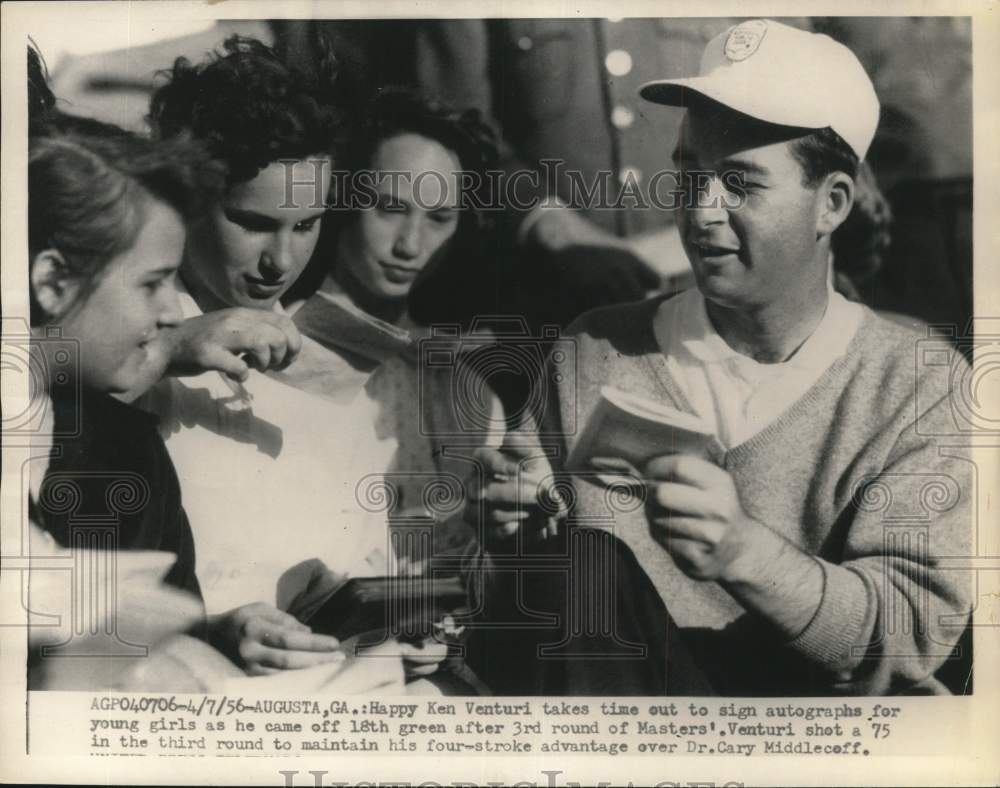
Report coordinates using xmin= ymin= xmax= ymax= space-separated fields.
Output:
xmin=29 ymin=127 xmax=225 ymax=325
xmin=29 ymin=42 xmax=124 ymax=140
xmin=148 ymin=35 xmax=342 ymax=184
xmin=339 ymin=87 xmax=499 ymax=204
xmin=28 ymin=43 xmax=56 ymax=125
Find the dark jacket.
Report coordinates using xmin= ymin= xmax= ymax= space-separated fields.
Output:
xmin=32 ymin=390 xmax=202 ymax=601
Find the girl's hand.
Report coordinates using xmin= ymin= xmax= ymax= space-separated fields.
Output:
xmin=398 ymin=637 xmax=449 ymax=678
xmin=210 ymin=602 xmax=343 ymax=676
xmin=466 ymin=433 xmax=566 ymax=546
xmin=166 ymin=308 xmax=303 ymax=380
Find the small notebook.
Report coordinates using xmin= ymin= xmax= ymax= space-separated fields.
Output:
xmin=293 ymin=290 xmax=414 ymax=364
xmin=566 ymin=385 xmax=724 ymax=481
xmin=305 ymin=575 xmax=468 ymax=642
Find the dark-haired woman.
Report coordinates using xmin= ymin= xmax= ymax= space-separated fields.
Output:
xmin=281 ymin=89 xmax=507 ymax=550
xmin=275 ymin=90 xmax=511 ymax=690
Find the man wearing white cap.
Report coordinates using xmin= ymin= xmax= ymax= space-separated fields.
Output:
xmin=470 ymin=20 xmax=971 ymax=695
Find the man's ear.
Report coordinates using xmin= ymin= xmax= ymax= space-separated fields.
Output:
xmin=816 ymin=172 xmax=855 ymax=239
xmin=31 ymin=249 xmax=82 ymax=321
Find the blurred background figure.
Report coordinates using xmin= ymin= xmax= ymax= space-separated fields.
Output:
xmin=814 ymin=17 xmax=973 ymax=338
xmin=40 ymin=19 xmax=272 ymax=132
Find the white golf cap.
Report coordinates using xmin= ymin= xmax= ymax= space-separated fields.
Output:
xmin=639 ymin=19 xmax=880 ymax=161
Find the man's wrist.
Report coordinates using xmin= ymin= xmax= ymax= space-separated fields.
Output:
xmin=720 ymin=519 xmax=825 ymax=639
xmin=719 ymin=516 xmax=777 ymax=587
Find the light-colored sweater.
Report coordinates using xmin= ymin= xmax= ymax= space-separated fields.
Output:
xmin=542 ymin=295 xmax=972 ymax=695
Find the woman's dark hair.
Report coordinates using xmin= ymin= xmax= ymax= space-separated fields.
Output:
xmin=789 ymin=127 xmax=891 ymax=282
xmin=29 ymin=126 xmax=225 ymax=325
xmin=148 ymin=35 xmax=342 ymax=184
xmin=830 ymin=160 xmax=892 ymax=284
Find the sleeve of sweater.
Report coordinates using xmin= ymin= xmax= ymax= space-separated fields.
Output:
xmin=786 ymin=348 xmax=974 ymax=694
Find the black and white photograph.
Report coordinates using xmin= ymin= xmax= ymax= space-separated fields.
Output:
xmin=1 ymin=2 xmax=998 ymax=786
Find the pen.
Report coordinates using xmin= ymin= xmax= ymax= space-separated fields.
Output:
xmin=219 ymin=372 xmax=253 ymax=405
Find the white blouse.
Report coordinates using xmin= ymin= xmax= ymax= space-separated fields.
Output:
xmin=138 ymin=281 xmax=398 ymax=615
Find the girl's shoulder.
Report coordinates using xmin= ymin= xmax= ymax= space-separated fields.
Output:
xmin=56 ymin=389 xmax=168 ymax=470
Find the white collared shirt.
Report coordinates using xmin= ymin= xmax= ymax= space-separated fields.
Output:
xmin=653 ymin=285 xmax=863 ymax=450
xmin=138 ymin=280 xmax=399 ymax=614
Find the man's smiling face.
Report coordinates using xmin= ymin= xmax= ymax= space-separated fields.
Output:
xmin=674 ymin=104 xmax=827 ymax=312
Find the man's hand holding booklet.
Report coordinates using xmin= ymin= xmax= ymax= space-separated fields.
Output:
xmin=567 ymin=386 xmax=724 ymax=484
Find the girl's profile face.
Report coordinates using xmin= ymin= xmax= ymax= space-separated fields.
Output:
xmin=341 ymin=133 xmax=461 ymax=301
xmin=57 ymin=199 xmax=187 ymax=393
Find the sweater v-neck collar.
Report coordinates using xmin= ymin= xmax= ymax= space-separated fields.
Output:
xmin=636 ymin=297 xmax=875 ymax=464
